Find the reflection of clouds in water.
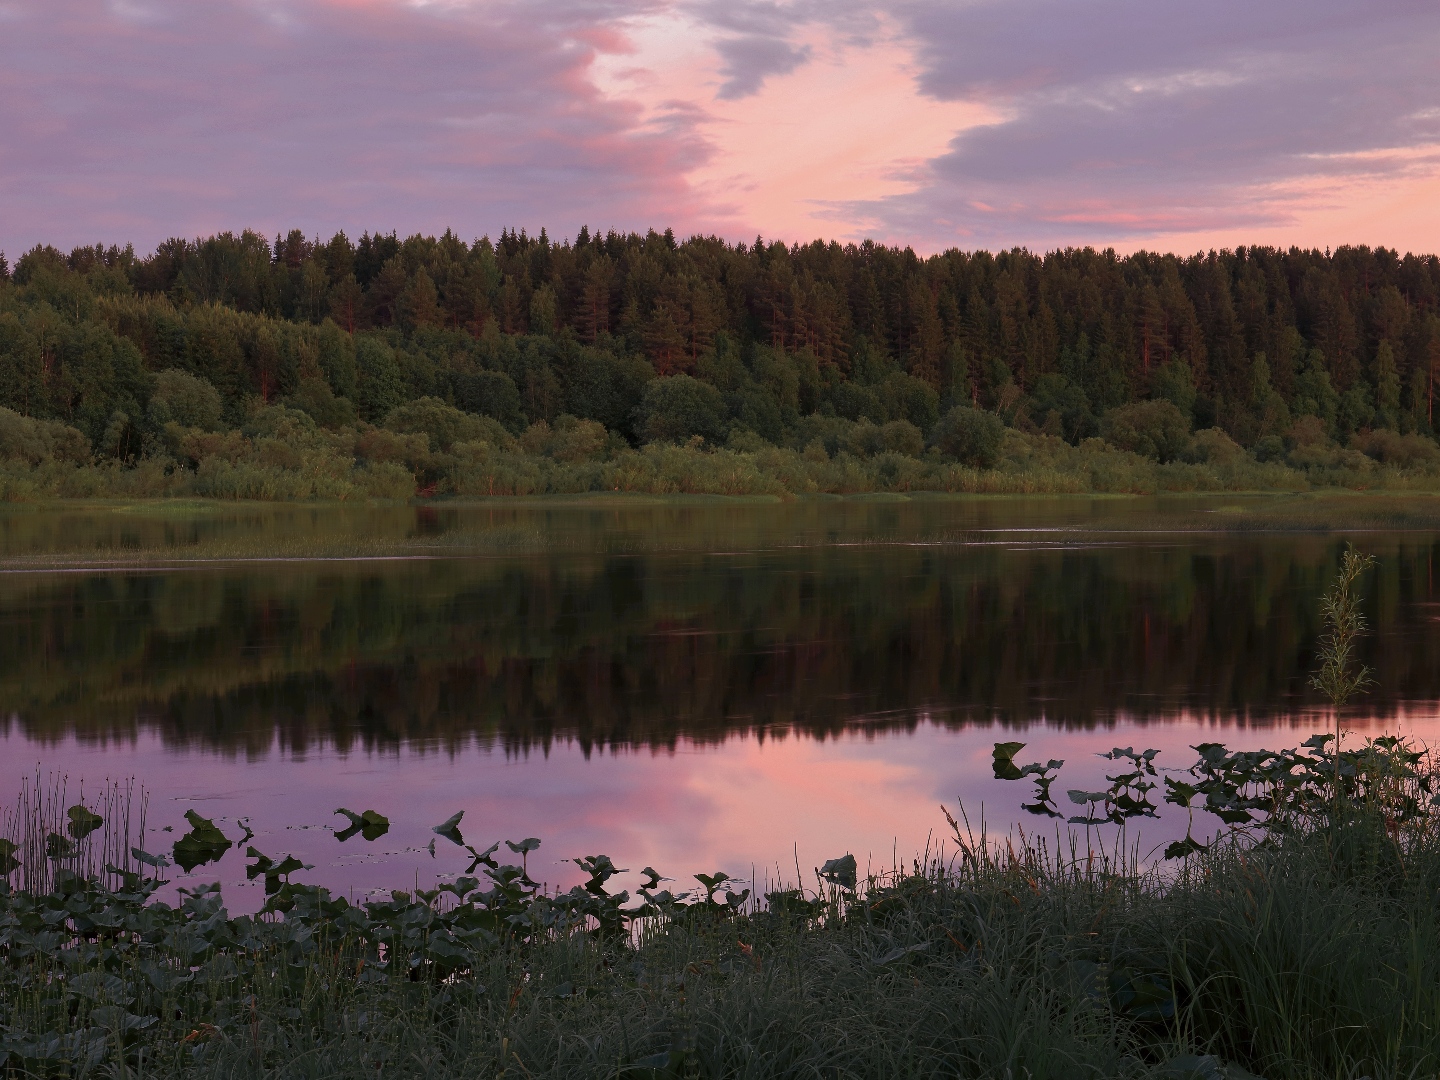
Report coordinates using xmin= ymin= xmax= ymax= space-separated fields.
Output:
xmin=7 ymin=709 xmax=1436 ymax=914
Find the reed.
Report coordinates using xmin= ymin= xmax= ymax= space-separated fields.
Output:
xmin=1 ymin=771 xmax=145 ymax=893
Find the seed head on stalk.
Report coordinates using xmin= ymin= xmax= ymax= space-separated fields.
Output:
xmin=1310 ymin=544 xmax=1376 ymax=811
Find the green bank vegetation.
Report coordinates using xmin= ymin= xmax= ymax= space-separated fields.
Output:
xmin=3 ymin=234 xmax=1440 ymax=499
xmin=2 ymin=733 xmax=1437 ymax=1079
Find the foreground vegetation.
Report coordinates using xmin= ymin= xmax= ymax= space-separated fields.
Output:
xmin=2 ymin=727 xmax=1437 ymax=1079
xmin=3 ymin=232 xmax=1440 ymax=499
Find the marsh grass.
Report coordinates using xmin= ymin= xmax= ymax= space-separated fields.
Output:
xmin=1 ymin=773 xmax=145 ymax=894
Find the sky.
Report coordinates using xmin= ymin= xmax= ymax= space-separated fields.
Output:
xmin=2 ymin=0 xmax=1439 ymax=257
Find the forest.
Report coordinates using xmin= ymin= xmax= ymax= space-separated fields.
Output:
xmin=2 ymin=227 xmax=1440 ymax=498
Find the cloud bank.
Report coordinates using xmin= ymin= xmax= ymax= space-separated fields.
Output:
xmin=2 ymin=0 xmax=1438 ymax=254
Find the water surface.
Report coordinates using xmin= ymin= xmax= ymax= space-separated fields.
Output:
xmin=3 ymin=496 xmax=1437 ymax=907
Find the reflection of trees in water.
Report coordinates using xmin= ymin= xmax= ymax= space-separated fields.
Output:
xmin=1 ymin=535 xmax=1437 ymax=753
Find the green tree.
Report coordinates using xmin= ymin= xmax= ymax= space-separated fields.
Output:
xmin=397 ymin=267 xmax=442 ymax=331
xmin=1150 ymin=360 xmax=1196 ymax=424
xmin=355 ymin=336 xmax=405 ymax=422
xmin=1373 ymin=341 xmax=1401 ymax=430
xmin=1292 ymin=349 xmax=1340 ymax=431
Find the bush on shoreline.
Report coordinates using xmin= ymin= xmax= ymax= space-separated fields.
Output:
xmin=3 ymin=398 xmax=1439 ymax=502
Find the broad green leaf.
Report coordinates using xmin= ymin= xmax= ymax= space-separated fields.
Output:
xmin=992 ymin=741 xmax=1027 ymax=780
xmin=172 ymin=811 xmax=231 ymax=871
xmin=335 ymin=808 xmax=389 ymax=842
xmin=67 ymin=805 xmax=104 ymax=840
xmin=432 ymin=811 xmax=465 ymax=845
xmin=818 ymin=854 xmax=857 ymax=891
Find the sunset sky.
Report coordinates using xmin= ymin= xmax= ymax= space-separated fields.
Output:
xmin=3 ymin=0 xmax=1439 ymax=256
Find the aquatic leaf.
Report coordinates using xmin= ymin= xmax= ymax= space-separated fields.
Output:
xmin=576 ymin=854 xmax=627 ymax=894
xmin=71 ymin=972 xmax=134 ymax=1004
xmin=765 ymin=889 xmax=821 ymax=919
xmin=1164 ymin=836 xmax=1208 ymax=860
xmin=45 ymin=832 xmax=75 ymax=860
xmin=432 ymin=811 xmax=465 ymax=845
xmin=67 ymin=805 xmax=104 ymax=840
xmin=505 ymin=837 xmax=541 ymax=854
xmin=246 ymin=847 xmax=302 ymax=894
xmin=1164 ymin=777 xmax=1199 ymax=807
xmin=639 ymin=867 xmax=666 ymax=890
xmin=0 ymin=838 xmax=17 ymax=875
xmin=463 ymin=841 xmax=501 ymax=873
xmin=172 ymin=811 xmax=232 ymax=872
xmin=818 ymin=853 xmax=857 ymax=891
xmin=992 ymin=741 xmax=1028 ymax=780
xmin=334 ymin=808 xmax=389 ymax=842
xmin=131 ymin=846 xmax=170 ymax=869
xmin=693 ymin=870 xmax=730 ymax=902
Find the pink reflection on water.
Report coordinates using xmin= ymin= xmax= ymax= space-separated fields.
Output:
xmin=5 ymin=707 xmax=1438 ymax=913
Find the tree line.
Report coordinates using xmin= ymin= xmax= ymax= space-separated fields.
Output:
xmin=1 ymin=227 xmax=1439 ymax=489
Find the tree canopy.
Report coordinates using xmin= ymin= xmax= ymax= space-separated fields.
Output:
xmin=1 ymin=228 xmax=1437 ymax=494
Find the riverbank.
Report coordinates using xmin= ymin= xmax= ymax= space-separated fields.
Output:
xmin=3 ymin=764 xmax=1435 ymax=1080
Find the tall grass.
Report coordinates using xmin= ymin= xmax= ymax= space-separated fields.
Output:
xmin=1 ymin=772 xmax=145 ymax=893
xmin=2 ymin=758 xmax=1437 ymax=1078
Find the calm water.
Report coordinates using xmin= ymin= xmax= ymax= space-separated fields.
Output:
xmin=2 ymin=497 xmax=1438 ymax=908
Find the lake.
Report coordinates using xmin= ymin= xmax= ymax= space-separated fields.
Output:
xmin=2 ymin=495 xmax=1438 ymax=908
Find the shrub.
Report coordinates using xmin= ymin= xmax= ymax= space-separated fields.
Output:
xmin=874 ymin=371 xmax=940 ymax=430
xmin=356 ymin=461 xmax=418 ymax=499
xmin=1100 ymin=400 xmax=1191 ymax=462
xmin=1288 ymin=415 xmax=1330 ymax=449
xmin=1352 ymin=428 xmax=1440 ymax=469
xmin=520 ymin=415 xmax=610 ymax=463
xmin=148 ymin=369 xmax=223 ymax=431
xmin=635 ymin=375 xmax=728 ymax=445
xmin=930 ymin=406 xmax=1005 ymax=468
xmin=1186 ymin=427 xmax=1246 ymax=465
xmin=384 ymin=396 xmax=512 ymax=452
xmin=0 ymin=408 xmax=92 ymax=466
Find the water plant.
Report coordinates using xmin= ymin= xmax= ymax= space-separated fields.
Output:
xmin=3 ymin=753 xmax=1438 ymax=1078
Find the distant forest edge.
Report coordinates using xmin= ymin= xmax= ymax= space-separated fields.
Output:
xmin=2 ymin=228 xmax=1440 ymax=500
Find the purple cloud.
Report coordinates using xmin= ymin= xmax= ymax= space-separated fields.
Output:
xmin=846 ymin=0 xmax=1440 ymax=247
xmin=0 ymin=0 xmax=709 ymax=252
xmin=713 ymin=35 xmax=811 ymax=100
